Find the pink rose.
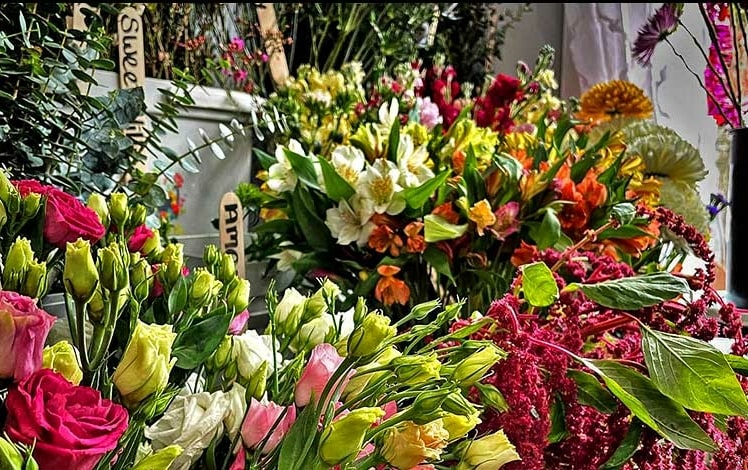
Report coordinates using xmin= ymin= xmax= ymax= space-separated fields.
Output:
xmin=13 ymin=180 xmax=106 ymax=248
xmin=228 ymin=310 xmax=250 ymax=335
xmin=128 ymin=224 xmax=154 ymax=253
xmin=241 ymin=398 xmax=297 ymax=454
xmin=0 ymin=291 xmax=56 ymax=381
xmin=295 ymin=343 xmax=353 ymax=408
xmin=3 ymin=369 xmax=129 ymax=470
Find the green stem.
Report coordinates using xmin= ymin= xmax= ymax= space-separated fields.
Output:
xmin=74 ymin=299 xmax=90 ymax=374
xmin=88 ymin=288 xmax=122 ymax=372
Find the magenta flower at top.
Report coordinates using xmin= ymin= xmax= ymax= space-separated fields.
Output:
xmin=632 ymin=3 xmax=683 ymax=66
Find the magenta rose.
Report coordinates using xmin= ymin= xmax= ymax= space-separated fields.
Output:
xmin=294 ymin=343 xmax=354 ymax=407
xmin=128 ymin=224 xmax=155 ymax=254
xmin=0 ymin=291 xmax=56 ymax=381
xmin=4 ymin=369 xmax=129 ymax=470
xmin=241 ymin=398 xmax=296 ymax=454
xmin=13 ymin=179 xmax=106 ymax=248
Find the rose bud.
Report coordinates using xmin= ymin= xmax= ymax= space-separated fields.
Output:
xmin=190 ymin=268 xmax=223 ymax=308
xmin=21 ymin=192 xmax=42 ymax=220
xmin=112 ymin=320 xmax=177 ymax=409
xmin=3 ymin=237 xmax=33 ymax=292
xmin=227 ymin=277 xmax=250 ymax=314
xmin=43 ymin=340 xmax=83 ymax=385
xmin=63 ymin=239 xmax=99 ymax=304
xmin=21 ymin=259 xmax=47 ymax=300
xmin=108 ymin=192 xmax=129 ymax=229
xmin=347 ymin=313 xmax=396 ymax=357
xmin=455 ymin=429 xmax=520 ymax=470
xmin=87 ymin=193 xmax=110 ymax=228
xmin=318 ymin=407 xmax=385 ymax=466
xmin=98 ymin=243 xmax=129 ymax=292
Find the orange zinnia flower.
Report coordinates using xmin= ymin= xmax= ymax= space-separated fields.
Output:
xmin=369 ymin=225 xmax=404 ymax=257
xmin=375 ymin=265 xmax=410 ymax=306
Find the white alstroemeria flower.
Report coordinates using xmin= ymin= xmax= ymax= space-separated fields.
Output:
xmin=397 ymin=134 xmax=434 ymax=188
xmin=266 ymin=139 xmax=306 ymax=193
xmin=145 ymin=390 xmax=230 ymax=470
xmin=325 ymin=195 xmax=375 ymax=246
xmin=232 ymin=330 xmax=284 ymax=380
xmin=359 ymin=159 xmax=406 ymax=215
xmin=378 ymin=98 xmax=399 ymax=130
xmin=269 ymin=247 xmax=304 ymax=272
xmin=331 ymin=145 xmax=366 ymax=186
xmin=305 ymin=89 xmax=332 ymax=107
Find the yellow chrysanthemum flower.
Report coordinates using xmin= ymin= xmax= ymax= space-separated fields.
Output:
xmin=577 ymin=80 xmax=654 ymax=124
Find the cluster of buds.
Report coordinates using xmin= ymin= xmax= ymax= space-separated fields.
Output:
xmin=0 ymin=170 xmax=41 ymax=234
xmin=2 ymin=237 xmax=48 ymax=299
xmin=202 ymin=244 xmax=250 ymax=314
xmin=87 ymin=192 xmax=149 ymax=241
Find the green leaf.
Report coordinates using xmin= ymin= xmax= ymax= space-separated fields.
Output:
xmin=401 ymin=170 xmax=449 ymax=209
xmin=565 ymin=273 xmax=689 ymax=310
xmin=568 ymin=369 xmax=618 ymax=414
xmin=278 ymin=404 xmax=319 ymax=470
xmin=167 ymin=276 xmax=188 ymax=317
xmin=598 ymin=225 xmax=653 ymax=241
xmin=641 ymin=326 xmax=748 ymax=416
xmin=173 ymin=308 xmax=232 ymax=369
xmin=530 ymin=209 xmax=561 ymax=250
xmin=726 ymin=354 xmax=748 ymax=375
xmin=423 ymin=245 xmax=455 ymax=285
xmin=521 ymin=261 xmax=558 ymax=307
xmin=548 ymin=394 xmax=569 ymax=444
xmin=284 ymin=148 xmax=320 ymax=190
xmin=423 ymin=214 xmax=468 ymax=243
xmin=611 ymin=203 xmax=636 ymax=226
xmin=317 ymin=157 xmax=355 ymax=201
xmin=253 ymin=147 xmax=276 ymax=170
xmin=291 ymin=185 xmax=331 ymax=250
xmin=600 ymin=419 xmax=644 ymax=470
xmin=387 ymin=114 xmax=400 ymax=162
xmin=583 ymin=359 xmax=717 ymax=451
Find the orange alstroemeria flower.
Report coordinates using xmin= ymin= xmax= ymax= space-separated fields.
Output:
xmin=452 ymin=150 xmax=466 ymax=174
xmin=375 ymin=265 xmax=410 ymax=307
xmin=510 ymin=240 xmax=539 ymax=267
xmin=432 ymin=202 xmax=460 ymax=225
xmin=404 ymin=221 xmax=426 ymax=254
xmin=369 ymin=225 xmax=404 ymax=257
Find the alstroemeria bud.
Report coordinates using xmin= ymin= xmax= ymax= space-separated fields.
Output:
xmin=128 ymin=203 xmax=148 ymax=230
xmin=42 ymin=341 xmax=83 ymax=385
xmin=274 ymin=287 xmax=307 ymax=336
xmin=3 ymin=237 xmax=33 ymax=292
xmin=318 ymin=407 xmax=385 ymax=466
xmin=0 ymin=436 xmax=24 ymax=470
xmin=87 ymin=193 xmax=110 ymax=228
xmin=21 ymin=259 xmax=47 ymax=299
xmin=159 ymin=243 xmax=184 ymax=286
xmin=440 ymin=412 xmax=481 ymax=441
xmin=218 ymin=253 xmax=237 ymax=283
xmin=347 ymin=313 xmax=396 ymax=357
xmin=63 ymin=239 xmax=99 ymax=304
xmin=109 ymin=192 xmax=129 ymax=229
xmin=112 ymin=320 xmax=177 ymax=408
xmin=455 ymin=430 xmax=520 ymax=470
xmin=203 ymin=244 xmax=220 ymax=267
xmin=391 ymin=353 xmax=441 ymax=386
xmin=21 ymin=192 xmax=41 ymax=220
xmin=227 ymin=277 xmax=250 ymax=313
xmin=190 ymin=268 xmax=223 ymax=308
xmin=131 ymin=256 xmax=153 ymax=301
xmin=98 ymin=243 xmax=129 ymax=292
xmin=246 ymin=360 xmax=268 ymax=401
xmin=450 ymin=345 xmax=505 ymax=386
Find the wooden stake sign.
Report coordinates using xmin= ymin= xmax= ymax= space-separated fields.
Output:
xmin=256 ymin=3 xmax=289 ymax=87
xmin=117 ymin=4 xmax=147 ymax=145
xmin=219 ymin=192 xmax=246 ymax=279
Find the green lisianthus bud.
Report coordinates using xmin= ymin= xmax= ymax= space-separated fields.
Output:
xmin=440 ymin=412 xmax=481 ymax=441
xmin=21 ymin=259 xmax=48 ymax=299
xmin=318 ymin=279 xmax=342 ymax=301
xmin=87 ymin=287 xmax=106 ymax=323
xmin=21 ymin=192 xmax=41 ymax=220
xmin=0 ymin=200 xmax=7 ymax=231
xmin=128 ymin=203 xmax=148 ymax=231
xmin=0 ymin=171 xmax=20 ymax=215
xmin=131 ymin=256 xmax=153 ymax=301
xmin=441 ymin=389 xmax=478 ymax=417
xmin=190 ymin=268 xmax=223 ymax=308
xmin=203 ymin=244 xmax=220 ymax=267
xmin=64 ymin=239 xmax=99 ymax=304
xmin=353 ymin=296 xmax=367 ymax=324
xmin=274 ymin=287 xmax=307 ymax=336
xmin=130 ymin=445 xmax=183 ymax=470
xmin=318 ymin=407 xmax=385 ymax=466
xmin=209 ymin=336 xmax=233 ymax=371
xmin=391 ymin=353 xmax=441 ymax=386
xmin=227 ymin=277 xmax=250 ymax=313
xmin=218 ymin=253 xmax=237 ymax=283
xmin=410 ymin=389 xmax=451 ymax=424
xmin=109 ymin=192 xmax=130 ymax=229
xmin=246 ymin=360 xmax=268 ymax=401
xmin=451 ymin=345 xmax=505 ymax=386
xmin=303 ymin=291 xmax=327 ymax=321
xmin=87 ymin=193 xmax=110 ymax=228
xmin=3 ymin=237 xmax=33 ymax=292
xmin=98 ymin=243 xmax=129 ymax=292
xmin=291 ymin=315 xmax=334 ymax=353
xmin=455 ymin=430 xmax=520 ymax=470
xmin=160 ymin=243 xmax=184 ymax=286
xmin=43 ymin=341 xmax=83 ymax=385
xmin=347 ymin=313 xmax=396 ymax=357
xmin=141 ymin=229 xmax=162 ymax=258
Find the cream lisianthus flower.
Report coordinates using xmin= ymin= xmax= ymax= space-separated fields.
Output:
xmin=396 ymin=133 xmax=434 ymax=188
xmin=359 ymin=159 xmax=406 ymax=215
xmin=325 ymin=195 xmax=375 ymax=246
xmin=266 ymin=139 xmax=306 ymax=193
xmin=232 ymin=329 xmax=284 ymax=380
xmin=331 ymin=145 xmax=366 ymax=186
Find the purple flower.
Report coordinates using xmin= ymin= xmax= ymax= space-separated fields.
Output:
xmin=632 ymin=3 xmax=683 ymax=66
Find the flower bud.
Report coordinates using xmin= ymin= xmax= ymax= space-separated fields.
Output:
xmin=218 ymin=253 xmax=237 ymax=283
xmin=3 ymin=237 xmax=33 ymax=292
xmin=474 ymin=382 xmax=509 ymax=412
xmin=303 ymin=291 xmax=327 ymax=321
xmin=450 ymin=345 xmax=505 ymax=386
xmin=381 ymin=420 xmax=449 ymax=469
xmin=21 ymin=192 xmax=41 ymax=220
xmin=392 ymin=353 xmax=441 ymax=386
xmin=87 ymin=193 xmax=110 ymax=228
xmin=318 ymin=407 xmax=385 ymax=466
xmin=131 ymin=256 xmax=153 ymax=301
xmin=318 ymin=279 xmax=341 ymax=301
xmin=63 ymin=239 xmax=99 ymax=304
xmin=0 ymin=171 xmax=20 ymax=215
xmin=209 ymin=336 xmax=233 ymax=371
xmin=227 ymin=277 xmax=250 ymax=313
xmin=98 ymin=243 xmax=129 ymax=292
xmin=0 ymin=436 xmax=24 ymax=470
xmin=246 ymin=360 xmax=268 ymax=401
xmin=113 ymin=320 xmax=177 ymax=408
xmin=0 ymin=201 xmax=7 ymax=231
xmin=274 ymin=287 xmax=307 ymax=336
xmin=141 ymin=229 xmax=162 ymax=258
xmin=224 ymin=360 xmax=239 ymax=383
xmin=347 ymin=313 xmax=396 ymax=357
xmin=21 ymin=259 xmax=47 ymax=299
xmin=353 ymin=296 xmax=367 ymax=324
xmin=440 ymin=412 xmax=481 ymax=441
xmin=128 ymin=203 xmax=148 ymax=230
xmin=43 ymin=341 xmax=83 ymax=385
xmin=130 ymin=445 xmax=183 ymax=470
xmin=203 ymin=244 xmax=221 ymax=267
xmin=291 ymin=315 xmax=334 ymax=353
xmin=160 ymin=243 xmax=184 ymax=286
xmin=424 ymin=214 xmax=468 ymax=243
xmin=441 ymin=389 xmax=478 ymax=417
xmin=190 ymin=268 xmax=223 ymax=308
xmin=410 ymin=389 xmax=451 ymax=424
xmin=87 ymin=287 xmax=106 ymax=323
xmin=109 ymin=192 xmax=130 ymax=229
xmin=455 ymin=430 xmax=520 ymax=470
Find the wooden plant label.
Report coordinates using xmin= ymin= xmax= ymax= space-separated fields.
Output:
xmin=219 ymin=192 xmax=246 ymax=279
xmin=117 ymin=5 xmax=147 ymax=146
xmin=256 ymin=3 xmax=289 ymax=87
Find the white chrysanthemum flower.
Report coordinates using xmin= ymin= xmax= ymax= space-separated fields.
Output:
xmin=359 ymin=158 xmax=406 ymax=215
xmin=331 ymin=145 xmax=366 ymax=186
xmin=396 ymin=133 xmax=434 ymax=188
xmin=325 ymin=195 xmax=375 ymax=246
xmin=266 ymin=139 xmax=306 ymax=193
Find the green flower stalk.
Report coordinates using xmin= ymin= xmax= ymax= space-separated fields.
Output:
xmin=63 ymin=239 xmax=99 ymax=304
xmin=347 ymin=313 xmax=396 ymax=357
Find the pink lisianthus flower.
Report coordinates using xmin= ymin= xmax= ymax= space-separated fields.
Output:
xmin=0 ymin=291 xmax=57 ymax=381
xmin=417 ymin=97 xmax=443 ymax=130
xmin=295 ymin=343 xmax=354 ymax=408
xmin=240 ymin=398 xmax=296 ymax=454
